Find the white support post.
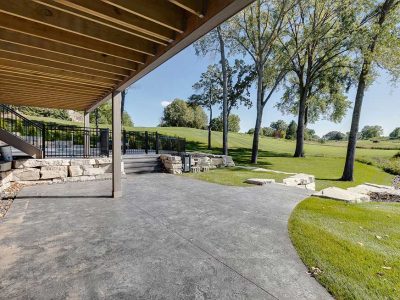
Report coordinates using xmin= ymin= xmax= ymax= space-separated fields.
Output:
xmin=83 ymin=111 xmax=90 ymax=157
xmin=112 ymin=92 xmax=122 ymax=198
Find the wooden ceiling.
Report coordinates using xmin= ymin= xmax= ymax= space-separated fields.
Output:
xmin=0 ymin=0 xmax=254 ymax=111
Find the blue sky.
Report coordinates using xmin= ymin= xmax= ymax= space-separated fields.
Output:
xmin=125 ymin=46 xmax=400 ymax=137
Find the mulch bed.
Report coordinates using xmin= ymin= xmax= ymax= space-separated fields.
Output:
xmin=369 ymin=191 xmax=400 ymax=203
xmin=0 ymin=183 xmax=24 ymax=218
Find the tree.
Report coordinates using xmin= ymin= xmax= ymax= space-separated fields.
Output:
xmin=161 ymin=99 xmax=207 ymax=129
xmin=278 ymin=0 xmax=357 ymax=157
xmin=210 ymin=114 xmax=241 ymax=132
xmin=360 ymin=125 xmax=384 ymax=139
xmin=342 ymin=0 xmax=400 ymax=181
xmin=189 ymin=65 xmax=220 ymax=149
xmin=270 ymin=120 xmax=288 ymax=138
xmin=285 ymin=120 xmax=297 ymax=140
xmin=228 ymin=0 xmax=294 ymax=163
xmin=323 ymin=131 xmax=347 ymax=141
xmin=389 ymin=127 xmax=400 ymax=138
xmin=90 ymin=100 xmax=133 ymax=127
xmin=262 ymin=127 xmax=275 ymax=137
xmin=194 ymin=25 xmax=229 ymax=155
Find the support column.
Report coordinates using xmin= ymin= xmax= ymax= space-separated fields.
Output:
xmin=112 ymin=92 xmax=122 ymax=198
xmin=83 ymin=111 xmax=90 ymax=157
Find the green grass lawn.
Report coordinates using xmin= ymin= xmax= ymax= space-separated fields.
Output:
xmin=289 ymin=197 xmax=400 ymax=299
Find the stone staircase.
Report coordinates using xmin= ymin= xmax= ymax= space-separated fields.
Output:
xmin=123 ymin=155 xmax=163 ymax=175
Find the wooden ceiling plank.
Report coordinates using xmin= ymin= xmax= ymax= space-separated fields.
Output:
xmin=0 ymin=13 xmax=147 ymax=64
xmin=169 ymin=0 xmax=205 ymax=18
xmin=0 ymin=40 xmax=132 ymax=77
xmin=42 ymin=0 xmax=174 ymax=44
xmin=0 ymin=50 xmax=127 ymax=81
xmin=0 ymin=93 xmax=96 ymax=104
xmin=1 ymin=0 xmax=157 ymax=56
xmin=0 ymin=79 xmax=105 ymax=97
xmin=0 ymin=72 xmax=109 ymax=93
xmin=0 ymin=66 xmax=114 ymax=89
xmin=0 ymin=97 xmax=93 ymax=110
xmin=0 ymin=58 xmax=118 ymax=86
xmin=0 ymin=29 xmax=139 ymax=70
xmin=101 ymin=0 xmax=185 ymax=33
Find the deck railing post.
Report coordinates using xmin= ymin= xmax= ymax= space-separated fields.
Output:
xmin=145 ymin=131 xmax=149 ymax=154
xmin=41 ymin=125 xmax=46 ymax=158
xmin=155 ymin=132 xmax=159 ymax=154
xmin=122 ymin=130 xmax=127 ymax=155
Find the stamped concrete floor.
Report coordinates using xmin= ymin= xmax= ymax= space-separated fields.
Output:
xmin=0 ymin=174 xmax=331 ymax=299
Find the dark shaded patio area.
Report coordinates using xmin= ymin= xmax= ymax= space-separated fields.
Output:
xmin=0 ymin=174 xmax=330 ymax=299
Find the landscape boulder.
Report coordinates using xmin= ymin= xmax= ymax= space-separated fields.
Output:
xmin=12 ymin=168 xmax=40 ymax=181
xmin=40 ymin=166 xmax=68 ymax=179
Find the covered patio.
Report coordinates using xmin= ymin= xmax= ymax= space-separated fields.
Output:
xmin=0 ymin=174 xmax=330 ymax=299
xmin=0 ymin=0 xmax=253 ymax=197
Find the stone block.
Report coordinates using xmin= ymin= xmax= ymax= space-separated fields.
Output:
xmin=82 ymin=165 xmax=105 ymax=176
xmin=95 ymin=157 xmax=112 ymax=164
xmin=225 ymin=156 xmax=235 ymax=167
xmin=70 ymin=159 xmax=96 ymax=166
xmin=68 ymin=165 xmax=83 ymax=177
xmin=99 ymin=163 xmax=112 ymax=173
xmin=40 ymin=166 xmax=68 ymax=179
xmin=245 ymin=178 xmax=275 ymax=185
xmin=12 ymin=168 xmax=40 ymax=181
xmin=210 ymin=158 xmax=224 ymax=167
xmin=18 ymin=180 xmax=53 ymax=186
xmin=168 ymin=169 xmax=182 ymax=174
xmin=167 ymin=156 xmax=181 ymax=162
xmin=13 ymin=159 xmax=70 ymax=168
xmin=313 ymin=187 xmax=370 ymax=203
xmin=0 ymin=161 xmax=12 ymax=172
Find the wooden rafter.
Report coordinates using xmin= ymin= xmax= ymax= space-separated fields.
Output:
xmin=0 ymin=0 xmax=255 ymax=111
xmin=169 ymin=0 xmax=205 ymax=18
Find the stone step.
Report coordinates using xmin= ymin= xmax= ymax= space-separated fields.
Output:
xmin=125 ymin=166 xmax=162 ymax=174
xmin=123 ymin=161 xmax=161 ymax=168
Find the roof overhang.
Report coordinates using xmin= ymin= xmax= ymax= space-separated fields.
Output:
xmin=0 ymin=0 xmax=254 ymax=112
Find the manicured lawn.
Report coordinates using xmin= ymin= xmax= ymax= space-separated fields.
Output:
xmin=185 ymin=167 xmax=288 ymax=186
xmin=289 ymin=197 xmax=400 ymax=299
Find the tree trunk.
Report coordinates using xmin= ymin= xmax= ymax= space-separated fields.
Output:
xmin=251 ymin=67 xmax=264 ymax=164
xmin=217 ymin=26 xmax=228 ymax=155
xmin=208 ymin=106 xmax=212 ymax=150
xmin=341 ymin=60 xmax=370 ymax=181
xmin=341 ymin=0 xmax=394 ymax=181
xmin=294 ymin=88 xmax=307 ymax=157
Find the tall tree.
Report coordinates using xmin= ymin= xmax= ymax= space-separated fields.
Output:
xmin=228 ymin=0 xmax=294 ymax=163
xmin=194 ymin=25 xmax=229 ymax=155
xmin=342 ymin=0 xmax=400 ymax=180
xmin=189 ymin=65 xmax=220 ymax=149
xmin=278 ymin=0 xmax=358 ymax=157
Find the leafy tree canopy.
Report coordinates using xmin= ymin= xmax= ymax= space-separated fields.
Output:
xmin=323 ymin=131 xmax=347 ymax=141
xmin=210 ymin=114 xmax=241 ymax=132
xmin=389 ymin=127 xmax=400 ymax=138
xmin=360 ymin=125 xmax=384 ymax=139
xmin=160 ymin=99 xmax=207 ymax=129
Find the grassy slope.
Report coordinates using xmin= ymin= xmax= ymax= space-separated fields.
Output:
xmin=26 ymin=117 xmax=397 ymax=189
xmin=289 ymin=197 xmax=400 ymax=299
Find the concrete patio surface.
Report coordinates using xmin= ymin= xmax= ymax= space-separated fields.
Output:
xmin=0 ymin=174 xmax=331 ymax=299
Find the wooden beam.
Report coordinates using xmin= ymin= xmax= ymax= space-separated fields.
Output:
xmin=0 ymin=73 xmax=108 ymax=93
xmin=41 ymin=0 xmax=174 ymax=44
xmin=0 ymin=50 xmax=127 ymax=81
xmin=0 ymin=84 xmax=102 ymax=98
xmin=169 ymin=0 xmax=205 ymax=18
xmin=0 ymin=40 xmax=132 ymax=77
xmin=0 ymin=29 xmax=139 ymax=70
xmin=0 ymin=13 xmax=147 ymax=63
xmin=0 ymin=66 xmax=114 ymax=90
xmin=1 ymin=0 xmax=157 ymax=56
xmin=90 ymin=0 xmax=255 ymax=109
xmin=0 ymin=97 xmax=94 ymax=110
xmin=0 ymin=78 xmax=105 ymax=97
xmin=101 ymin=0 xmax=185 ymax=33
xmin=0 ymin=59 xmax=118 ymax=87
xmin=0 ymin=89 xmax=98 ymax=101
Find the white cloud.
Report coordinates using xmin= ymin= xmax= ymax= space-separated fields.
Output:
xmin=161 ymin=101 xmax=171 ymax=107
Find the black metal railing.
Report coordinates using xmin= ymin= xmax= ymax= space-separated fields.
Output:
xmin=0 ymin=104 xmax=186 ymax=158
xmin=44 ymin=126 xmax=110 ymax=158
xmin=122 ymin=130 xmax=186 ymax=155
xmin=0 ymin=104 xmax=44 ymax=151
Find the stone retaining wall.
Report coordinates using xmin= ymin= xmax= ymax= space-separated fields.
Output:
xmin=0 ymin=158 xmax=124 ymax=195
xmin=160 ymin=153 xmax=235 ymax=174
